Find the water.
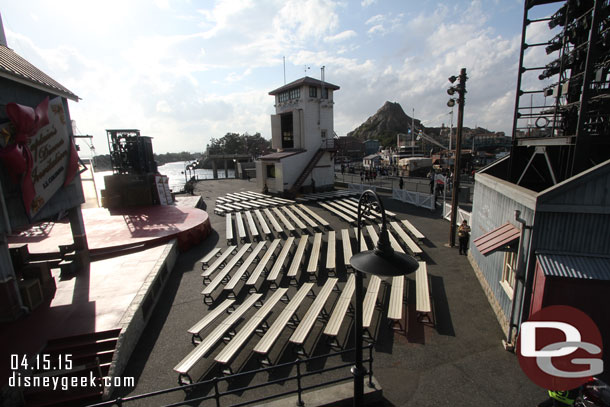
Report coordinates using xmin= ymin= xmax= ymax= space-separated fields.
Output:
xmin=92 ymin=161 xmax=235 ymax=197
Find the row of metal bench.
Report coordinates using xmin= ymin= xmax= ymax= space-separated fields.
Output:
xmin=214 ymin=191 xmax=296 ymax=215
xmin=197 ymin=225 xmax=430 ymax=324
xmin=175 ymin=256 xmax=431 ymax=385
xmin=225 ymin=205 xmax=331 ymax=244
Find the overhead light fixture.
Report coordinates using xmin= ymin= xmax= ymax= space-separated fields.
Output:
xmin=447 ymin=99 xmax=456 ymax=107
xmin=448 ymin=75 xmax=457 ymax=83
xmin=447 ymin=87 xmax=456 ymax=96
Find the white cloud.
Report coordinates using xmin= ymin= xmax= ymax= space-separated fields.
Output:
xmin=365 ymin=14 xmax=384 ymax=25
xmin=361 ymin=0 xmax=376 ymax=6
xmin=324 ymin=30 xmax=357 ymax=43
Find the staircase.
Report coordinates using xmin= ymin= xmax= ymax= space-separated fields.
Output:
xmin=23 ymin=329 xmax=121 ymax=407
xmin=288 ymin=149 xmax=325 ymax=197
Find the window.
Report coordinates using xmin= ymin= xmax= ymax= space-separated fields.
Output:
xmin=278 ymin=88 xmax=300 ymax=103
xmin=309 ymin=86 xmax=317 ymax=97
xmin=281 ymin=113 xmax=293 ymax=148
xmin=321 ymin=87 xmax=328 ymax=99
xmin=266 ymin=165 xmax=275 ymax=178
xmin=501 ymin=251 xmax=518 ymax=299
xmin=321 ymin=129 xmax=327 ymax=138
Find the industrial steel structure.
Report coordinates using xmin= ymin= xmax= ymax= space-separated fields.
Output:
xmin=509 ymin=0 xmax=610 ymax=191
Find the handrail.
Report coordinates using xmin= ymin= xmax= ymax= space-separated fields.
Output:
xmin=86 ymin=345 xmax=374 ymax=407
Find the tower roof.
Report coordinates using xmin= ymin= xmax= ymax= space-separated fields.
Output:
xmin=269 ymin=76 xmax=339 ymax=95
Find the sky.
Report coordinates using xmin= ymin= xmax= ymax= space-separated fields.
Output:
xmin=0 ymin=0 xmax=562 ymax=155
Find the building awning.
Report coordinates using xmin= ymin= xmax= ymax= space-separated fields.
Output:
xmin=473 ymin=222 xmax=521 ymax=256
xmin=259 ymin=150 xmax=305 ymax=161
xmin=537 ymin=253 xmax=610 ymax=281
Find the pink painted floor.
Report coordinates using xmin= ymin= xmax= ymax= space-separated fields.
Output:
xmin=8 ymin=204 xmax=210 ymax=254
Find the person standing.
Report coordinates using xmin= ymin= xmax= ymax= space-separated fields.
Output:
xmin=458 ymin=220 xmax=471 ymax=255
xmin=399 ymin=177 xmax=404 ymax=190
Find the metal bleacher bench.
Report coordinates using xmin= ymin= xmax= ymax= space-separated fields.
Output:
xmin=253 ymin=209 xmax=272 ymax=238
xmin=245 ymin=211 xmax=259 ymax=240
xmin=187 ymin=298 xmax=234 ymax=345
xmin=341 ymin=229 xmax=353 ymax=269
xmin=246 ymin=239 xmax=281 ymax=289
xmin=272 ymin=206 xmax=295 ymax=234
xmin=369 ymin=224 xmax=406 ymax=331
xmin=306 ymin=233 xmax=322 ymax=276
xmin=401 ymin=218 xmax=425 ymax=241
xmin=198 ymin=247 xmax=221 ymax=269
xmin=263 ymin=208 xmax=283 ymax=234
xmin=174 ymin=293 xmax=261 ymax=385
xmin=416 ymin=261 xmax=432 ymax=324
xmin=201 ymin=246 xmax=237 ymax=284
xmin=325 ymin=230 xmax=336 ymax=275
xmin=214 ymin=288 xmax=288 ymax=374
xmin=282 ymin=206 xmax=307 ymax=230
xmin=226 ymin=215 xmax=234 ymax=244
xmin=201 ymin=243 xmax=252 ymax=304
xmin=389 ymin=221 xmax=423 ymax=257
xmin=287 ymin=235 xmax=309 ymax=284
xmin=291 ymin=205 xmax=318 ymax=229
xmin=289 ymin=277 xmax=338 ymax=357
xmin=253 ymin=282 xmax=314 ymax=365
xmin=297 ymin=204 xmax=330 ymax=228
xmin=235 ymin=212 xmax=247 ymax=243
xmin=266 ymin=236 xmax=295 ymax=286
xmin=323 ymin=274 xmax=355 ymax=348
xmin=224 ymin=241 xmax=266 ymax=298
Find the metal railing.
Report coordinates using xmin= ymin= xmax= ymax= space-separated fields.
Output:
xmin=87 ymin=345 xmax=374 ymax=407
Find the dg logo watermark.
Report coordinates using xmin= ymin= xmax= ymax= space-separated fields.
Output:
xmin=517 ymin=305 xmax=604 ymax=390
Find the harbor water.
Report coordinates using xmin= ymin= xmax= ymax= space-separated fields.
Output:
xmin=93 ymin=161 xmax=236 ymax=198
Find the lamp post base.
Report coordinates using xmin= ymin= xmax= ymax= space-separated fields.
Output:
xmin=352 ymin=365 xmax=367 ymax=407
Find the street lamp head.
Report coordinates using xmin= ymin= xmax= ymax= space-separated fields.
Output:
xmin=447 ymin=98 xmax=456 ymax=107
xmin=350 ymin=190 xmax=419 ymax=277
xmin=350 ymin=243 xmax=419 ymax=277
xmin=448 ymin=75 xmax=458 ymax=83
xmin=447 ymin=87 xmax=456 ymax=96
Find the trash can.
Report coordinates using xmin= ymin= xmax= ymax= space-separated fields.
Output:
xmin=459 ymin=186 xmax=470 ymax=202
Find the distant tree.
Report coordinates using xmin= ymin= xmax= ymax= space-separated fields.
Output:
xmin=205 ymin=132 xmax=270 ymax=157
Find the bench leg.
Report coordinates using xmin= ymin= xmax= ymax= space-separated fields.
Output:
xmin=417 ymin=312 xmax=434 ymax=325
xmin=293 ymin=344 xmax=308 ymax=359
xmin=287 ymin=314 xmax=300 ymax=328
xmin=258 ymin=355 xmax=273 ymax=366
xmin=221 ymin=365 xmax=234 ymax=376
xmin=191 ymin=333 xmax=203 ymax=345
xmin=327 ymin=336 xmax=342 ymax=350
xmin=203 ymin=294 xmax=214 ymax=305
xmin=388 ymin=319 xmax=404 ymax=332
xmin=280 ymin=292 xmax=290 ymax=303
xmin=178 ymin=373 xmax=193 ymax=386
xmin=256 ymin=321 xmax=269 ymax=334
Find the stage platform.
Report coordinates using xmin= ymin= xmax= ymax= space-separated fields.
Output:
xmin=1 ymin=197 xmax=212 ymax=401
xmin=7 ymin=196 xmax=211 ymax=255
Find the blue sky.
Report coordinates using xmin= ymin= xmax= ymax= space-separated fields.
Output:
xmin=1 ymin=0 xmax=561 ymax=154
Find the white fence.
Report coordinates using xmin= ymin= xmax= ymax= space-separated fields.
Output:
xmin=392 ymin=189 xmax=435 ymax=210
xmin=348 ymin=183 xmax=376 ymax=193
xmin=443 ymin=202 xmax=471 ymax=225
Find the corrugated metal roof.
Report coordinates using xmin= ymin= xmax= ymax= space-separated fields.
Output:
xmin=473 ymin=222 xmax=521 ymax=256
xmin=0 ymin=45 xmax=78 ymax=101
xmin=269 ymin=76 xmax=340 ymax=95
xmin=537 ymin=253 xmax=610 ymax=281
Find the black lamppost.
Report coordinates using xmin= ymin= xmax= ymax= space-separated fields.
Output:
xmin=350 ymin=190 xmax=419 ymax=406
xmin=447 ymin=68 xmax=467 ymax=247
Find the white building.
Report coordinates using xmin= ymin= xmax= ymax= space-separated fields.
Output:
xmin=256 ymin=76 xmax=339 ymax=196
